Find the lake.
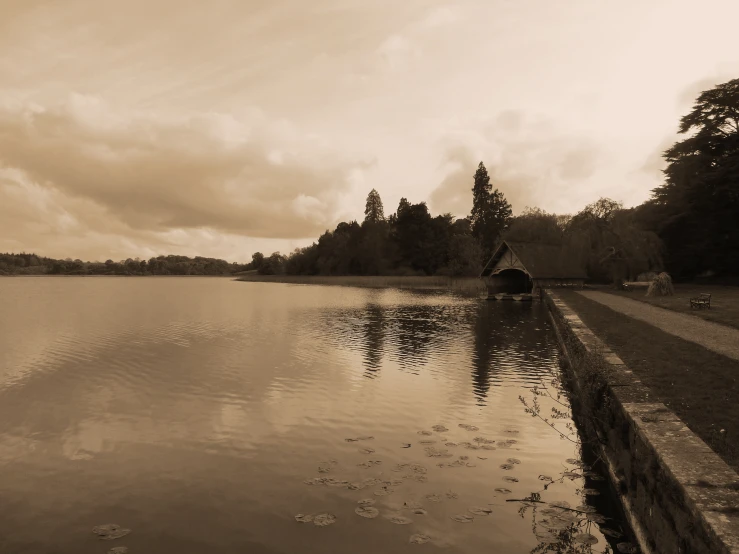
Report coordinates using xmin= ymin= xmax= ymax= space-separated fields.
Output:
xmin=0 ymin=277 xmax=633 ymax=553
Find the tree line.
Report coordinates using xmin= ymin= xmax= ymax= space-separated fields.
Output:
xmin=0 ymin=253 xmax=248 ymax=276
xmin=248 ymin=163 xmax=512 ymax=277
xmin=250 ymin=78 xmax=739 ymax=283
xmin=2 ymin=78 xmax=736 ymax=282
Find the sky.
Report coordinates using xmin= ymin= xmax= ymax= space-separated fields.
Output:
xmin=1 ymin=0 xmax=738 ymax=263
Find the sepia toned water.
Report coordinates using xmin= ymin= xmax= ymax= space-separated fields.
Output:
xmin=0 ymin=278 xmax=635 ymax=554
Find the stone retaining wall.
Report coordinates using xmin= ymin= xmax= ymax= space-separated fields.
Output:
xmin=545 ymin=290 xmax=739 ymax=554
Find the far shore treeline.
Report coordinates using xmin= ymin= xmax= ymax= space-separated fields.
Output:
xmin=2 ymin=79 xmax=737 ymax=283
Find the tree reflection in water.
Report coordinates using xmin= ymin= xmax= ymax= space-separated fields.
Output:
xmin=361 ymin=304 xmax=384 ymax=374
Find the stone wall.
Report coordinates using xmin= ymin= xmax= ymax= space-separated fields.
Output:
xmin=545 ymin=290 xmax=739 ymax=554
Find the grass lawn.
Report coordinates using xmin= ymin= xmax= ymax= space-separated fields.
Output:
xmin=602 ymin=284 xmax=739 ymax=330
xmin=558 ymin=290 xmax=739 ymax=471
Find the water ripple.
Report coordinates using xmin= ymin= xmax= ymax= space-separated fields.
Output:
xmin=0 ymin=278 xmax=630 ymax=554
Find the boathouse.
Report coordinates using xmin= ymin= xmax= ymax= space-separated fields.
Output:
xmin=479 ymin=240 xmax=587 ymax=300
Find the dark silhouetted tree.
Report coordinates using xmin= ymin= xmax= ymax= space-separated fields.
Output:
xmin=649 ymin=77 xmax=739 ymax=278
xmin=470 ymin=162 xmax=512 ymax=260
xmin=364 ymin=189 xmax=385 ymax=223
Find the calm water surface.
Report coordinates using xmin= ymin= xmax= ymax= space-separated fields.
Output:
xmin=0 ymin=278 xmax=631 ymax=553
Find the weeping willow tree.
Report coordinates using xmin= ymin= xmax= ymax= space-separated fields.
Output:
xmin=503 ymin=201 xmax=664 ymax=284
xmin=565 ymin=198 xmax=664 ymax=284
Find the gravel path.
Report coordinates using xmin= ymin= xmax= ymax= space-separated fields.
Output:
xmin=576 ymin=291 xmax=739 ymax=362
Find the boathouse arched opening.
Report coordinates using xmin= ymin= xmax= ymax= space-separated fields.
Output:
xmin=490 ymin=268 xmax=533 ymax=294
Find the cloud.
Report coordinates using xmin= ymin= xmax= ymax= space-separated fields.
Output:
xmin=0 ymin=94 xmax=363 ymax=246
xmin=675 ymin=75 xmax=731 ymax=109
xmin=429 ymin=111 xmax=601 ymax=217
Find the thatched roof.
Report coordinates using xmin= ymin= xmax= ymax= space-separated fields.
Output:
xmin=480 ymin=240 xmax=588 ymax=279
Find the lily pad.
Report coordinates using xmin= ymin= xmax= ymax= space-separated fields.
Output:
xmin=357 ymin=460 xmax=382 ymax=469
xmin=458 ymin=424 xmax=479 ymax=431
xmin=573 ymin=533 xmax=599 ymax=546
xmin=539 ymin=508 xmax=564 ymax=517
xmin=417 ymin=430 xmax=433 ymax=436
xmin=480 ymin=445 xmax=496 ymax=450
xmin=418 ymin=439 xmax=437 ymax=445
xmin=565 ymin=458 xmax=580 ymax=465
xmin=359 ymin=447 xmax=376 ymax=454
xmin=358 ymin=498 xmax=376 ymax=506
xmin=424 ymin=447 xmax=453 ymax=458
xmin=601 ymin=528 xmax=623 ymax=538
xmin=575 ymin=506 xmax=596 ymax=516
xmin=473 ymin=437 xmax=495 ymax=444
xmin=494 ymin=487 xmax=512 ymax=494
xmin=444 ymin=442 xmax=458 ymax=447
xmin=409 ymin=533 xmax=431 ymax=544
xmin=541 ymin=514 xmax=577 ymax=530
xmin=534 ymin=531 xmax=558 ymax=545
xmin=409 ymin=463 xmax=427 ymax=474
xmin=411 ymin=508 xmax=427 ymax=515
xmin=538 ymin=475 xmax=553 ymax=481
xmin=387 ymin=515 xmax=413 ymax=525
xmin=502 ymin=476 xmax=519 ymax=483
xmin=585 ymin=472 xmax=605 ymax=481
xmin=450 ymin=514 xmax=474 ymax=523
xmin=445 ymin=490 xmax=459 ymax=499
xmin=432 ymin=425 xmax=449 ymax=432
xmin=401 ymin=443 xmax=412 ymax=448
xmin=355 ymin=506 xmax=380 ymax=519
xmin=468 ymin=506 xmax=492 ymax=516
xmin=506 ymin=458 xmax=521 ymax=465
xmin=304 ymin=477 xmax=327 ymax=485
xmin=92 ymin=525 xmax=131 ymax=541
xmin=616 ymin=543 xmax=639 ymax=553
xmin=466 ymin=463 xmax=477 ymax=467
xmin=478 ymin=456 xmax=488 ymax=460
xmin=313 ymin=513 xmax=337 ymax=526
xmin=563 ymin=471 xmax=582 ymax=480
xmin=499 ymin=464 xmax=514 ymax=470
xmin=424 ymin=493 xmax=442 ymax=502
xmin=586 ymin=513 xmax=607 ymax=524
xmin=437 ymin=460 xmax=465 ymax=468
xmin=326 ymin=478 xmax=350 ymax=487
xmin=295 ymin=514 xmax=314 ymax=523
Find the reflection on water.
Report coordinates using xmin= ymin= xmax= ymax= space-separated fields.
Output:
xmin=0 ymin=278 xmax=634 ymax=554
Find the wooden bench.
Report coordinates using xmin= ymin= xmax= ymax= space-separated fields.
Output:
xmin=690 ymin=293 xmax=711 ymax=309
xmin=623 ymin=281 xmax=650 ymax=291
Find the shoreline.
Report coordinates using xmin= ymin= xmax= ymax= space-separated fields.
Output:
xmin=234 ymin=274 xmax=487 ymax=292
xmin=546 ymin=289 xmax=739 ymax=554
xmin=0 ymin=274 xmax=239 ymax=278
